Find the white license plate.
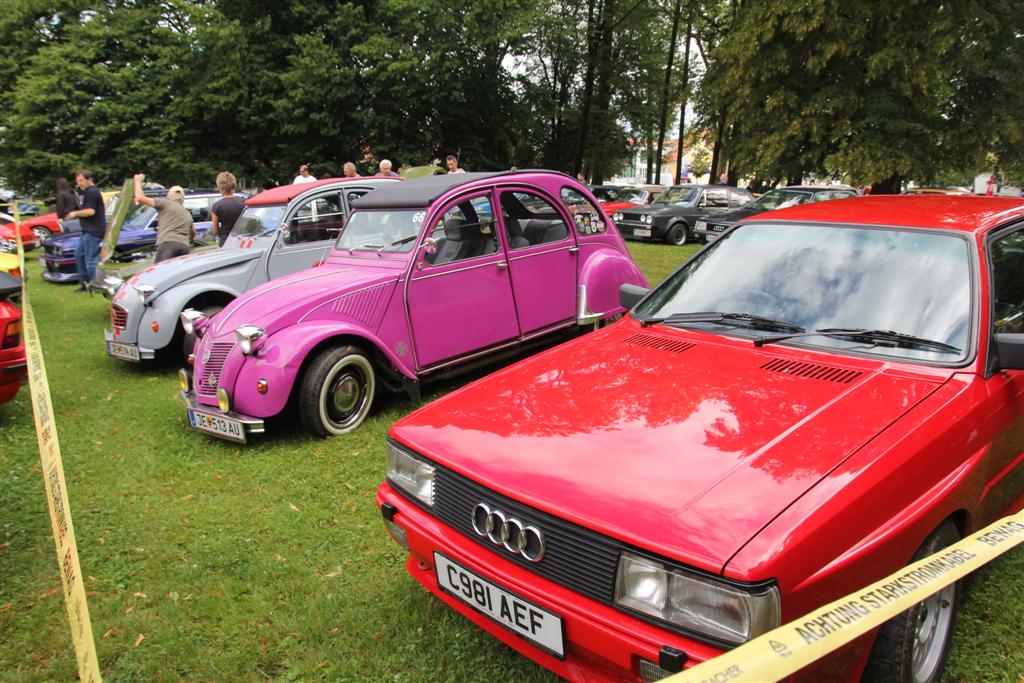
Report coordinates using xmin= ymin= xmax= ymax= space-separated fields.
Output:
xmin=634 ymin=228 xmax=651 ymax=238
xmin=188 ymin=409 xmax=245 ymax=443
xmin=435 ymin=552 xmax=564 ymax=658
xmin=106 ymin=341 xmax=140 ymax=362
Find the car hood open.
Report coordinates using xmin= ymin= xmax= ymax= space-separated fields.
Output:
xmin=391 ymin=320 xmax=948 ymax=574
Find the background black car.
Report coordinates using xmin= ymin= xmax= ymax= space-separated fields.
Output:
xmin=694 ymin=185 xmax=857 ymax=242
xmin=612 ymin=184 xmax=753 ymax=245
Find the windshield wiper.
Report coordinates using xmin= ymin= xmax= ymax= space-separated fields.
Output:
xmin=377 ymin=235 xmax=418 ymax=253
xmin=639 ymin=311 xmax=805 ymax=333
xmin=347 ymin=242 xmax=382 ymax=253
xmin=754 ymin=328 xmax=961 ymax=353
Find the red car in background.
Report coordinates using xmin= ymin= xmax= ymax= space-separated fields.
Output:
xmin=0 ymin=271 xmax=26 ymax=404
xmin=0 ymin=213 xmax=38 ymax=251
xmin=602 ymin=184 xmax=666 ymax=215
xmin=377 ymin=196 xmax=1024 ymax=683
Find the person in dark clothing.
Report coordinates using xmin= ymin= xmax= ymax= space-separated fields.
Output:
xmin=66 ymin=169 xmax=105 ymax=290
xmin=54 ymin=177 xmax=79 ymax=223
xmin=210 ymin=171 xmax=246 ymax=247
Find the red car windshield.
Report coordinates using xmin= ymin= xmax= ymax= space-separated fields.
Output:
xmin=636 ymin=223 xmax=972 ymax=364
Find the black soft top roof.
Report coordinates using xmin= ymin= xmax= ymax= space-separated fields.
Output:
xmin=352 ymin=172 xmax=507 ymax=209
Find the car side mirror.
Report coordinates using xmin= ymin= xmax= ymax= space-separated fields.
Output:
xmin=423 ymin=237 xmax=437 ymax=255
xmin=277 ymin=227 xmax=293 ymax=246
xmin=619 ymin=283 xmax=650 ymax=310
xmin=993 ymin=333 xmax=1024 ymax=370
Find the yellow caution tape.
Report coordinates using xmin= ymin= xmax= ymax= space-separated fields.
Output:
xmin=15 ymin=216 xmax=103 ymax=682
xmin=664 ymin=509 xmax=1024 ymax=683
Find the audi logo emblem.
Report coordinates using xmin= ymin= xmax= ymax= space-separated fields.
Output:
xmin=471 ymin=503 xmax=545 ymax=563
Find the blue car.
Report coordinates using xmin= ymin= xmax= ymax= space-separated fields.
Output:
xmin=40 ymin=189 xmax=230 ymax=283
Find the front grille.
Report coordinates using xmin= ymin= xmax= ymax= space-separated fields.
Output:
xmin=620 ymin=213 xmax=642 ymax=223
xmin=110 ymin=304 xmax=127 ymax=330
xmin=195 ymin=338 xmax=235 ymax=396
xmin=433 ymin=466 xmax=622 ymax=605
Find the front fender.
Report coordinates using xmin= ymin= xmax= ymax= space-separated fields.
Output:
xmin=138 ymin=282 xmax=241 ymax=351
xmin=578 ymin=247 xmax=649 ymax=319
xmin=231 ymin=321 xmax=414 ymax=417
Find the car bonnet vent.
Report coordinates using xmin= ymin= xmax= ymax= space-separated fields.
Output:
xmin=761 ymin=358 xmax=862 ymax=384
xmin=624 ymin=333 xmax=695 ymax=354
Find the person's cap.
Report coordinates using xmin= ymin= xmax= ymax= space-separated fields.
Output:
xmin=167 ymin=185 xmax=185 ymax=200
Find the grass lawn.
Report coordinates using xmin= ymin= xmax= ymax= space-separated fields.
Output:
xmin=1 ymin=240 xmax=1021 ymax=682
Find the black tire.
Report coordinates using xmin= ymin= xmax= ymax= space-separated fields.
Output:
xmin=181 ymin=304 xmax=224 ymax=361
xmin=863 ymin=520 xmax=961 ymax=683
xmin=298 ymin=344 xmax=376 ymax=437
xmin=664 ymin=222 xmax=688 ymax=246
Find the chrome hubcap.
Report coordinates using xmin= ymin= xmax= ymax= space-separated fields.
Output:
xmin=331 ymin=374 xmax=361 ymax=415
xmin=912 ymin=583 xmax=955 ymax=682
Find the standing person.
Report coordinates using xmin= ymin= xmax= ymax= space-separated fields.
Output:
xmin=65 ymin=169 xmax=105 ymax=291
xmin=210 ymin=171 xmax=246 ymax=247
xmin=342 ymin=162 xmax=361 ymax=178
xmin=378 ymin=159 xmax=399 ymax=177
xmin=292 ymin=164 xmax=316 ymax=184
xmin=54 ymin=177 xmax=79 ymax=225
xmin=133 ymin=173 xmax=194 ymax=262
xmin=446 ymin=155 xmax=465 ymax=174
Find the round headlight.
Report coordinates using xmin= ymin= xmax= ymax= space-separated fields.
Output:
xmin=178 ymin=368 xmax=191 ymax=392
xmin=613 ymin=212 xmax=623 ymax=221
xmin=217 ymin=387 xmax=231 ymax=413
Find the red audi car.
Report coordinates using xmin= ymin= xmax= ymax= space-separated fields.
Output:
xmin=377 ymin=196 xmax=1024 ymax=682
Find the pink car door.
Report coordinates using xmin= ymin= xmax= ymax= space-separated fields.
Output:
xmin=407 ymin=192 xmax=520 ymax=368
xmin=498 ymin=188 xmax=578 ymax=334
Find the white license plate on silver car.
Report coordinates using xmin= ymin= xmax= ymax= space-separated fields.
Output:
xmin=634 ymin=228 xmax=651 ymax=238
xmin=435 ymin=552 xmax=564 ymax=658
xmin=188 ymin=408 xmax=245 ymax=443
xmin=106 ymin=341 xmax=140 ymax=362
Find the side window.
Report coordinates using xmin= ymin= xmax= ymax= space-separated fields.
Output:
xmin=423 ymin=195 xmax=498 ymax=266
xmin=729 ymin=191 xmax=750 ymax=207
xmin=183 ymin=197 xmax=211 ymax=222
xmin=285 ymin=194 xmax=345 ymax=245
xmin=500 ymin=191 xmax=569 ymax=250
xmin=346 ymin=190 xmax=368 ymax=206
xmin=559 ymin=186 xmax=606 ymax=235
xmin=704 ymin=189 xmax=729 ymax=207
xmin=992 ymin=229 xmax=1024 ymax=333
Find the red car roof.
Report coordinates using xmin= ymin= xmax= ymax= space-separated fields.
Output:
xmin=751 ymin=194 xmax=1024 ymax=235
xmin=246 ymin=176 xmax=398 ymax=206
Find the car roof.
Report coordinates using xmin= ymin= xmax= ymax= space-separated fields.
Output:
xmin=246 ymin=176 xmax=398 ymax=206
xmin=352 ymin=171 xmax=562 ymax=209
xmin=771 ymin=185 xmax=855 ymax=192
xmin=746 ymin=195 xmax=1024 ymax=235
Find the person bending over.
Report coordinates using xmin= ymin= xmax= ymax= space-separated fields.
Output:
xmin=133 ymin=173 xmax=194 ymax=262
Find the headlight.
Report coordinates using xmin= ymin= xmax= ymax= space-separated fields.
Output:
xmin=180 ymin=309 xmax=206 ymax=336
xmin=234 ymin=325 xmax=265 ymax=355
xmin=613 ymin=212 xmax=623 ymax=221
xmin=615 ymin=551 xmax=780 ymax=646
xmin=133 ymin=283 xmax=157 ymax=303
xmin=103 ymin=276 xmax=124 ymax=296
xmin=644 ymin=215 xmax=653 ymax=224
xmin=386 ymin=441 xmax=435 ymax=506
xmin=217 ymin=387 xmax=231 ymax=413
xmin=178 ymin=368 xmax=191 ymax=392
xmin=695 ymin=220 xmax=707 ymax=231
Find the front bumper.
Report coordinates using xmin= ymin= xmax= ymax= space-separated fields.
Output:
xmin=693 ymin=220 xmax=732 ymax=243
xmin=375 ymin=482 xmax=723 ymax=682
xmin=103 ymin=328 xmax=156 ymax=361
xmin=0 ymin=359 xmax=27 ymax=404
xmin=616 ymin=221 xmax=667 ymax=242
xmin=40 ymin=255 xmax=79 ymax=282
xmin=180 ymin=389 xmax=265 ymax=442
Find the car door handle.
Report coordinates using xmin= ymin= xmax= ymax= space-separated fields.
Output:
xmin=496 ymin=261 xmax=508 ymax=270
xmin=568 ymin=246 xmax=579 ymax=254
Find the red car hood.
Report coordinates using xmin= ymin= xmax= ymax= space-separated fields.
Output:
xmin=602 ymin=200 xmax=641 ymax=213
xmin=391 ymin=320 xmax=948 ymax=574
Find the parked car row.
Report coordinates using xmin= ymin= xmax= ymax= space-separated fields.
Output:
xmin=20 ymin=172 xmax=1024 ymax=683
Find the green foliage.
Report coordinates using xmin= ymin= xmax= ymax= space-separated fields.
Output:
xmin=699 ymin=0 xmax=1024 ymax=187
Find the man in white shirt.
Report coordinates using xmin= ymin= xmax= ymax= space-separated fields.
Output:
xmin=446 ymin=155 xmax=465 ymax=174
xmin=293 ymin=165 xmax=317 ymax=184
